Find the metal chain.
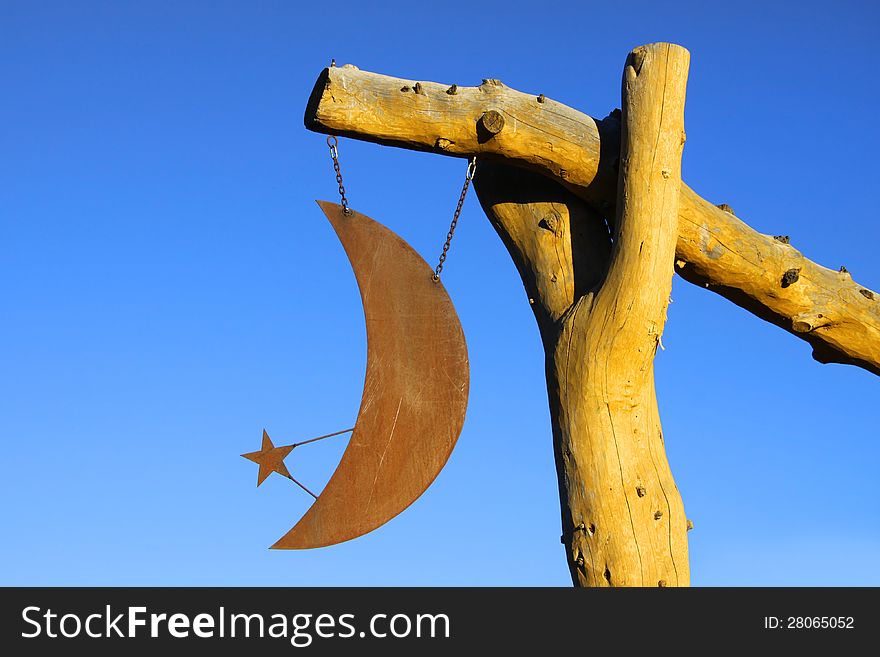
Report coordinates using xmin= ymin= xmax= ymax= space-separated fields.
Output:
xmin=327 ymin=135 xmax=351 ymax=214
xmin=433 ymin=157 xmax=477 ymax=282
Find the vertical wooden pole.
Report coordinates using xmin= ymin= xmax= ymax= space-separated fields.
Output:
xmin=477 ymin=42 xmax=690 ymax=586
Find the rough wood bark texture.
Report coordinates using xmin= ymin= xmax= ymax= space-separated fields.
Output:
xmin=477 ymin=43 xmax=691 ymax=586
xmin=305 ymin=62 xmax=880 ymax=376
xmin=558 ymin=42 xmax=690 ymax=586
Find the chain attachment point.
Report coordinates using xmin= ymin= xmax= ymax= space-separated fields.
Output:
xmin=466 ymin=157 xmax=477 ymax=181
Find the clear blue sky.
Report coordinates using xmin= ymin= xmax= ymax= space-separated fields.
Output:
xmin=2 ymin=0 xmax=878 ymax=586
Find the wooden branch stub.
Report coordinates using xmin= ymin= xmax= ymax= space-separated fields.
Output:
xmin=781 ymin=268 xmax=801 ymax=288
xmin=479 ymin=109 xmax=505 ymax=136
xmin=792 ymin=312 xmax=830 ymax=334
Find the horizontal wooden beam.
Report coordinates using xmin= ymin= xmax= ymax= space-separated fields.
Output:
xmin=304 ymin=65 xmax=880 ymax=376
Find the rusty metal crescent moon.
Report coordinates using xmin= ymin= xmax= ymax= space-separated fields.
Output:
xmin=271 ymin=201 xmax=470 ymax=549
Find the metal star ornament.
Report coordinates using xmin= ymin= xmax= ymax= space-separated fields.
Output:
xmin=241 ymin=430 xmax=295 ymax=487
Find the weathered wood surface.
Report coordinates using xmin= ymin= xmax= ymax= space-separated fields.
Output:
xmin=477 ymin=44 xmax=690 ymax=586
xmin=305 ymin=62 xmax=880 ymax=376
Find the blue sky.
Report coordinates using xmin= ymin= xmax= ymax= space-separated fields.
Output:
xmin=1 ymin=0 xmax=878 ymax=586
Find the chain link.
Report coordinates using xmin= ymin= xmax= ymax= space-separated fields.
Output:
xmin=433 ymin=157 xmax=476 ymax=283
xmin=327 ymin=135 xmax=351 ymax=214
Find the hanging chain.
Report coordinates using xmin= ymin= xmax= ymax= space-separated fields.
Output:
xmin=325 ymin=137 xmax=474 ymax=278
xmin=433 ymin=157 xmax=476 ymax=283
xmin=327 ymin=135 xmax=351 ymax=214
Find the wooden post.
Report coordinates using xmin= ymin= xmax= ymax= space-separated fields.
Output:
xmin=480 ymin=43 xmax=690 ymax=586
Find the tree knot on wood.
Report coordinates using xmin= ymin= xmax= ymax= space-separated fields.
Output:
xmin=781 ymin=268 xmax=801 ymax=288
xmin=562 ymin=522 xmax=593 ymax=545
xmin=792 ymin=313 xmax=827 ymax=334
xmin=480 ymin=78 xmax=505 ymax=91
xmin=773 ymin=235 xmax=791 ymax=244
xmin=477 ymin=110 xmax=505 ymax=139
xmin=860 ymin=288 xmax=875 ymax=300
xmin=538 ymin=212 xmax=560 ymax=234
xmin=628 ymin=47 xmax=647 ymax=75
